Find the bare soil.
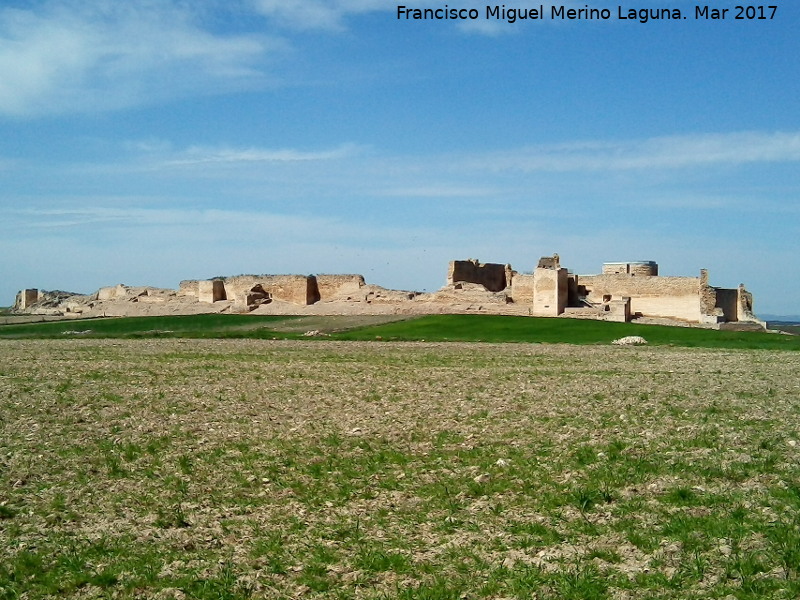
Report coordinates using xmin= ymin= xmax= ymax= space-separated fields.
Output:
xmin=1 ymin=339 xmax=799 ymax=598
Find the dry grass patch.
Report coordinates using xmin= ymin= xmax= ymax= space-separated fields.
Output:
xmin=1 ymin=340 xmax=800 ymax=599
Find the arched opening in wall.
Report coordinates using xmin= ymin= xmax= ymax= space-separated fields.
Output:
xmin=603 ymin=294 xmax=611 ymax=303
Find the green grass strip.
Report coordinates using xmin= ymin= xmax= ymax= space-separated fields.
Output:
xmin=1 ymin=313 xmax=798 ymax=350
xmin=332 ymin=314 xmax=800 ymax=350
xmin=0 ymin=314 xmax=302 ymax=339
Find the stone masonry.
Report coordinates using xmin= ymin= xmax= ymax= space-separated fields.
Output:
xmin=12 ymin=254 xmax=765 ymax=329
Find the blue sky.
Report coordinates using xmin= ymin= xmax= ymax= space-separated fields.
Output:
xmin=1 ymin=0 xmax=798 ymax=315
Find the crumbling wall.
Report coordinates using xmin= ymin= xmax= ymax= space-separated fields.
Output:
xmin=231 ymin=284 xmax=271 ymax=312
xmin=98 ymin=284 xmax=128 ymax=301
xmin=13 ymin=289 xmax=87 ymax=315
xmin=532 ymin=267 xmax=568 ymax=316
xmin=602 ymin=261 xmax=659 ymax=276
xmin=714 ymin=288 xmax=739 ymax=322
xmin=532 ymin=255 xmax=568 ymax=316
xmin=698 ymin=270 xmax=719 ymax=318
xmin=605 ymin=297 xmax=631 ymax=322
xmin=199 ymin=280 xmax=226 ymax=303
xmin=223 ymin=275 xmax=315 ymax=306
xmin=580 ymin=274 xmax=702 ymax=322
xmin=510 ymin=273 xmax=535 ymax=304
xmin=315 ymin=275 xmax=366 ymax=302
xmin=16 ymin=289 xmax=40 ymax=310
xmin=178 ymin=280 xmax=199 ymax=297
xmin=736 ymin=285 xmax=765 ymax=326
xmin=447 ymin=259 xmax=509 ymax=292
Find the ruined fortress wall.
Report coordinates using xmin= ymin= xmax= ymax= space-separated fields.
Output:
xmin=607 ymin=297 xmax=631 ymax=323
xmin=510 ymin=273 xmax=535 ymax=305
xmin=448 ymin=260 xmax=508 ymax=292
xmin=17 ymin=289 xmax=39 ymax=310
xmin=580 ymin=274 xmax=702 ymax=321
xmin=178 ymin=280 xmax=199 ymax=297
xmin=736 ymin=286 xmax=760 ymax=323
xmin=98 ymin=284 xmax=127 ymax=301
xmin=199 ymin=280 xmax=226 ymax=303
xmin=224 ymin=275 xmax=314 ymax=305
xmin=714 ymin=288 xmax=739 ymax=322
xmin=602 ymin=261 xmax=658 ymax=276
xmin=532 ymin=268 xmax=568 ymax=316
xmin=699 ymin=271 xmax=718 ymax=317
xmin=98 ymin=286 xmax=115 ymax=301
xmin=315 ymin=275 xmax=366 ymax=302
xmin=629 ymin=296 xmax=701 ymax=322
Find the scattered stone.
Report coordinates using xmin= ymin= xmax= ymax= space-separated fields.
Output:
xmin=473 ymin=473 xmax=491 ymax=484
xmin=612 ymin=336 xmax=648 ymax=346
xmin=302 ymin=330 xmax=329 ymax=337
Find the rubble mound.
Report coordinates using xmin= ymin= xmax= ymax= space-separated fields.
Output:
xmin=611 ymin=336 xmax=648 ymax=346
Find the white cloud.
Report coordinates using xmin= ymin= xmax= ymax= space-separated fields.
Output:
xmin=248 ymin=0 xmax=577 ymax=35
xmin=0 ymin=1 xmax=274 ymax=117
xmin=469 ymin=131 xmax=800 ymax=172
xmin=250 ymin=0 xmax=388 ymax=31
xmin=161 ymin=143 xmax=363 ymax=166
xmin=125 ymin=130 xmax=800 ymax=183
xmin=381 ymin=185 xmax=500 ymax=198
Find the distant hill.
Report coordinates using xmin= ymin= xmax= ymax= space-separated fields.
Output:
xmin=762 ymin=314 xmax=800 ymax=324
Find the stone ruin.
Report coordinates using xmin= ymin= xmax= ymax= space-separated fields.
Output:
xmin=179 ymin=274 xmax=374 ymax=311
xmin=446 ymin=259 xmax=512 ymax=293
xmin=11 ymin=254 xmax=766 ymax=329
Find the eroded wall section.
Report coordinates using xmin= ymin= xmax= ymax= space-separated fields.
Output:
xmin=447 ymin=260 xmax=511 ymax=293
xmin=315 ymin=275 xmax=366 ymax=302
xmin=579 ymin=274 xmax=702 ymax=322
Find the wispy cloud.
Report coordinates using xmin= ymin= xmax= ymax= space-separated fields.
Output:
xmin=470 ymin=131 xmax=800 ymax=172
xmin=162 ymin=143 xmax=363 ymax=166
xmin=0 ymin=1 xmax=597 ymax=118
xmin=248 ymin=0 xmax=580 ymax=36
xmin=2 ymin=205 xmax=437 ymax=255
xmin=5 ymin=205 xmax=335 ymax=232
xmin=381 ymin=185 xmax=500 ymax=198
xmin=141 ymin=130 xmax=800 ymax=179
xmin=250 ymin=0 xmax=389 ymax=31
xmin=0 ymin=1 xmax=274 ymax=117
xmin=22 ymin=129 xmax=800 ymax=217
